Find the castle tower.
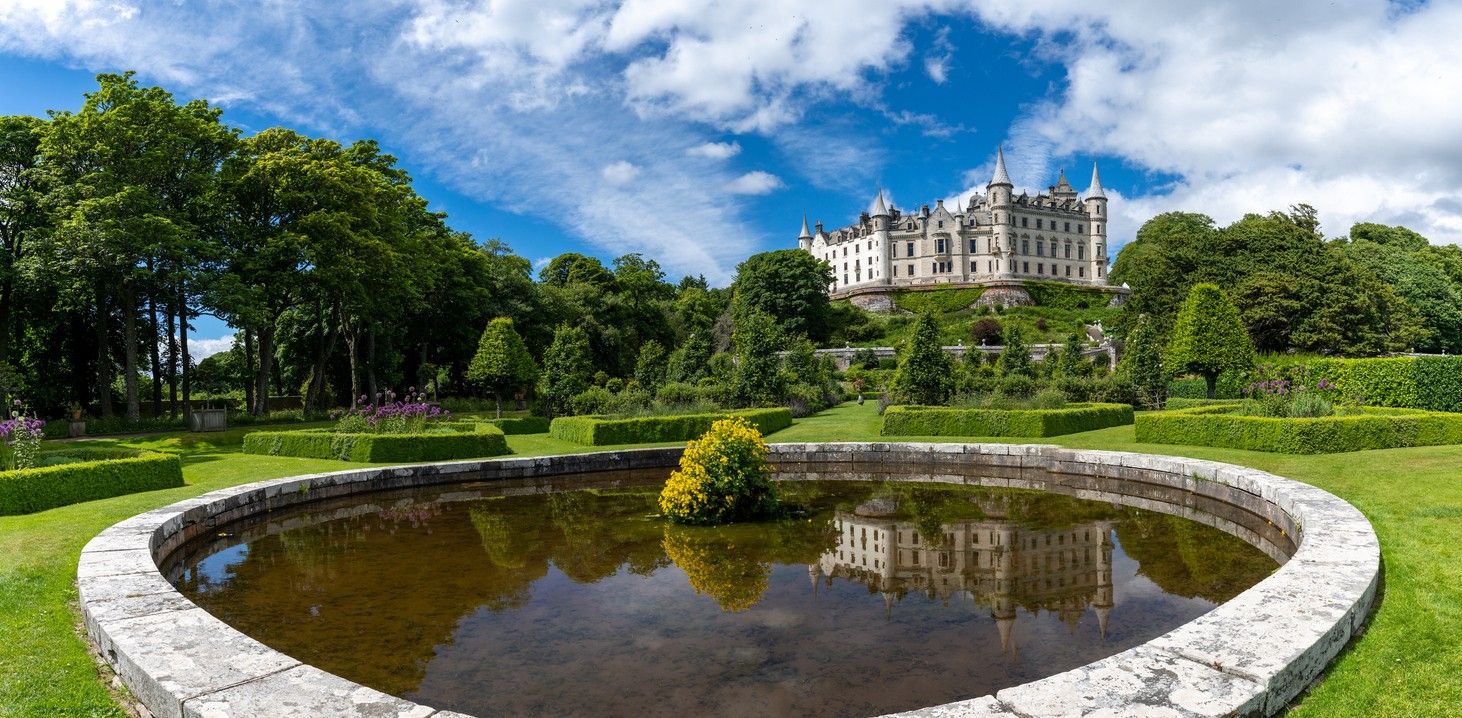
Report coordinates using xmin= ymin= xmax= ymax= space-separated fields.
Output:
xmin=988 ymin=147 xmax=1014 ymax=279
xmin=870 ymin=191 xmax=893 ymax=285
xmin=797 ymin=213 xmax=813 ymax=251
xmin=1084 ymin=162 xmax=1109 ymax=283
xmin=1093 ymin=523 xmax=1115 ymax=640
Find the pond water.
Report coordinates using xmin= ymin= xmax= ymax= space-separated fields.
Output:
xmin=164 ymin=470 xmax=1278 ymax=718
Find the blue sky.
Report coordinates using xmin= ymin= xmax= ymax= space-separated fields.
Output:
xmin=3 ymin=1 xmax=1460 ymax=351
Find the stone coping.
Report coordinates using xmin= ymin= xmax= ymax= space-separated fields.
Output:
xmin=78 ymin=443 xmax=1379 ymax=718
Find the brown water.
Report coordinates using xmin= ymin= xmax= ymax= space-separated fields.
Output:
xmin=165 ymin=472 xmax=1278 ymax=717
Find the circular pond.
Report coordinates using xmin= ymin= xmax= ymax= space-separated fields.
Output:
xmin=162 ymin=466 xmax=1278 ymax=718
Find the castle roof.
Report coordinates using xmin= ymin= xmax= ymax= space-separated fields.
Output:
xmin=799 ymin=213 xmax=812 ymax=240
xmin=1087 ymin=162 xmax=1106 ymax=199
xmin=872 ymin=191 xmax=889 ymax=217
xmin=990 ymin=145 xmax=1012 ymax=186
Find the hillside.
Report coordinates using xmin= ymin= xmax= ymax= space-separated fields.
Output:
xmin=827 ymin=282 xmax=1121 ymax=348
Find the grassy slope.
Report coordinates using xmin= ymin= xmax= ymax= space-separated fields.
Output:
xmin=3 ymin=403 xmax=1459 ymax=716
xmin=836 ymin=285 xmax=1118 ymax=349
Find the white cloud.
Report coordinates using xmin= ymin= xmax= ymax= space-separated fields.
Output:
xmin=686 ymin=141 xmax=741 ymax=160
xmin=600 ymin=160 xmax=641 ymax=186
xmin=725 ymin=171 xmax=783 ymax=195
xmin=923 ymin=26 xmax=953 ymax=84
xmin=189 ymin=336 xmax=235 ymax=361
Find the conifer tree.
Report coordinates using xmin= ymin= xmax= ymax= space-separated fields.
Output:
xmin=1119 ymin=314 xmax=1167 ymax=409
xmin=996 ymin=325 xmax=1034 ymax=378
xmin=1165 ymin=284 xmax=1255 ymax=399
xmin=667 ymin=331 xmax=712 ymax=384
xmin=892 ymin=312 xmax=952 ymax=405
xmin=633 ymin=339 xmax=668 ymax=394
xmin=537 ymin=324 xmax=591 ymax=418
xmin=731 ymin=310 xmax=786 ymax=407
xmin=468 ymin=317 xmax=537 ymax=417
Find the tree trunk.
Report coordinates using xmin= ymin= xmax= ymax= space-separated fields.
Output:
xmin=495 ymin=392 xmax=503 ymax=419
xmin=346 ymin=324 xmax=362 ymax=408
xmin=121 ymin=282 xmax=141 ymax=424
xmin=255 ymin=325 xmax=274 ymax=417
xmin=95 ymin=284 xmax=113 ymax=418
xmin=242 ymin=328 xmax=255 ymax=415
xmin=366 ymin=328 xmax=378 ymax=405
xmin=148 ymin=291 xmax=163 ymax=418
xmin=0 ymin=262 xmax=12 ymax=369
xmin=304 ymin=302 xmax=340 ymax=415
xmin=1205 ymin=373 xmax=1218 ymax=400
xmin=178 ymin=281 xmax=191 ymax=419
xmin=165 ymin=302 xmax=178 ymax=417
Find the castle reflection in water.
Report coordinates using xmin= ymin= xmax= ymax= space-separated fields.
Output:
xmin=811 ymin=497 xmax=1115 ymax=652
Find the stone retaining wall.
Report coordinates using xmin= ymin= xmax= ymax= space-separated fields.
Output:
xmin=78 ymin=443 xmax=1379 ymax=718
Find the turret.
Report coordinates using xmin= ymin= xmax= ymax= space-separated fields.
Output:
xmin=988 ymin=146 xmax=1014 ymax=278
xmin=1083 ymin=162 xmax=1108 ymax=283
xmin=798 ymin=213 xmax=813 ymax=251
xmin=870 ymin=191 xmax=890 ymax=232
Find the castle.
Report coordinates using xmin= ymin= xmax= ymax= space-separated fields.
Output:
xmin=798 ymin=147 xmax=1114 ymax=305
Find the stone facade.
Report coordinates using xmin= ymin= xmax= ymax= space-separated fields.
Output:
xmin=801 ymin=147 xmax=1112 ymax=297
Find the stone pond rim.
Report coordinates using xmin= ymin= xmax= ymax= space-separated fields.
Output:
xmin=77 ymin=443 xmax=1379 ymax=718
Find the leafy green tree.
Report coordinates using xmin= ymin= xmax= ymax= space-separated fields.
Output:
xmin=468 ymin=318 xmax=537 ymax=417
xmin=731 ymin=310 xmax=786 ymax=407
xmin=537 ymin=324 xmax=592 ymax=418
xmin=732 ymin=249 xmax=834 ymax=341
xmin=633 ymin=339 xmax=668 ymax=394
xmin=892 ymin=313 xmax=953 ymax=405
xmin=0 ymin=116 xmax=47 ymax=371
xmin=667 ymin=331 xmax=712 ymax=384
xmin=1165 ymin=284 xmax=1254 ymax=399
xmin=996 ymin=325 xmax=1033 ymax=378
xmin=1118 ymin=314 xmax=1167 ymax=410
xmin=1054 ymin=331 xmax=1086 ymax=379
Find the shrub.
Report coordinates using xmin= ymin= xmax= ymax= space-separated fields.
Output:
xmin=1135 ymin=404 xmax=1462 ymax=453
xmin=880 ymin=403 xmax=1133 ymax=437
xmin=549 ymin=408 xmax=793 ymax=446
xmin=569 ymin=386 xmax=615 ymax=415
xmin=997 ymin=325 xmax=1034 ymax=378
xmin=242 ymin=423 xmax=508 ymax=462
xmin=1164 ymin=398 xmax=1242 ymax=411
xmin=970 ymin=318 xmax=1003 ymax=346
xmin=655 ymin=382 xmax=704 ymax=407
xmin=1030 ymin=388 xmax=1069 ymax=410
xmin=538 ymin=324 xmax=594 ymax=418
xmin=467 ymin=317 xmax=537 ymax=418
xmin=892 ymin=313 xmax=953 ymax=405
xmin=1165 ymin=283 xmax=1255 ymax=398
xmin=1265 ymin=356 xmax=1462 ymax=412
xmin=483 ymin=416 xmax=550 ymax=434
xmin=0 ymin=448 xmax=183 ymax=516
xmin=659 ymin=416 xmax=777 ymax=525
xmin=1119 ymin=314 xmax=1168 ymax=410
xmin=731 ymin=310 xmax=786 ymax=407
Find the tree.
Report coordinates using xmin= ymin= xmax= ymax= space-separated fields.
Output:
xmin=892 ymin=313 xmax=952 ymax=405
xmin=537 ymin=324 xmax=592 ymax=418
xmin=633 ymin=339 xmax=668 ymax=394
xmin=1165 ymin=284 xmax=1254 ymax=399
xmin=970 ymin=317 xmax=1002 ymax=346
xmin=0 ymin=116 xmax=47 ymax=372
xmin=468 ymin=318 xmax=537 ymax=417
xmin=1054 ymin=331 xmax=1086 ymax=379
xmin=667 ymin=332 xmax=712 ymax=384
xmin=1118 ymin=314 xmax=1167 ymax=410
xmin=996 ymin=325 xmax=1033 ymax=378
xmin=732 ymin=250 xmax=834 ymax=341
xmin=731 ymin=311 xmax=786 ymax=407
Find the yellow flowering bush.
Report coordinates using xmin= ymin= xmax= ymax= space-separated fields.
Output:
xmin=658 ymin=416 xmax=777 ymax=525
xmin=661 ymin=526 xmax=770 ymax=612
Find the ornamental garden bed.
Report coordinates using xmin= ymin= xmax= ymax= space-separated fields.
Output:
xmin=1135 ymin=404 xmax=1462 ymax=454
xmin=548 ymin=408 xmax=793 ymax=446
xmin=242 ymin=421 xmax=508 ymax=462
xmin=880 ymin=403 xmax=1134 ymax=437
xmin=0 ymin=447 xmax=183 ymax=516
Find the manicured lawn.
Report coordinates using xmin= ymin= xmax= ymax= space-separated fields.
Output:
xmin=2 ymin=402 xmax=1459 ymax=716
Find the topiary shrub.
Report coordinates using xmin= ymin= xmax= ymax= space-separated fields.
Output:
xmin=0 ymin=448 xmax=183 ymax=515
xmin=659 ymin=416 xmax=777 ymax=525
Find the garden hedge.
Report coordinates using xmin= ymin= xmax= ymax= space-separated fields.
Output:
xmin=242 ymin=422 xmax=508 ymax=462
xmin=548 ymin=408 xmax=793 ymax=446
xmin=0 ymin=448 xmax=183 ymax=516
xmin=1260 ymin=355 xmax=1462 ymax=412
xmin=483 ymin=416 xmax=550 ymax=434
xmin=1135 ymin=404 xmax=1462 ymax=454
xmin=879 ymin=403 xmax=1134 ymax=438
xmin=1164 ymin=398 xmax=1242 ymax=411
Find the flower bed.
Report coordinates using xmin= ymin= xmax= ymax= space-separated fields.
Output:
xmin=879 ymin=403 xmax=1133 ymax=437
xmin=548 ymin=408 xmax=793 ymax=446
xmin=0 ymin=447 xmax=183 ymax=516
xmin=242 ymin=421 xmax=508 ymax=462
xmin=1135 ymin=404 xmax=1462 ymax=454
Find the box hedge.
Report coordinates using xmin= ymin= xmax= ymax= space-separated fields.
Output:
xmin=1135 ymin=404 xmax=1462 ymax=454
xmin=483 ymin=416 xmax=550 ymax=434
xmin=548 ymin=408 xmax=793 ymax=446
xmin=1261 ymin=356 xmax=1462 ymax=413
xmin=0 ymin=448 xmax=184 ymax=516
xmin=242 ymin=422 xmax=508 ymax=462
xmin=879 ymin=403 xmax=1134 ymax=438
xmin=1164 ymin=398 xmax=1242 ymax=411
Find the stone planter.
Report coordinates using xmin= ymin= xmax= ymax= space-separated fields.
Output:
xmin=69 ymin=420 xmax=87 ymax=438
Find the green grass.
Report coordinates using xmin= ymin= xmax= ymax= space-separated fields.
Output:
xmin=2 ymin=402 xmax=1460 ymax=716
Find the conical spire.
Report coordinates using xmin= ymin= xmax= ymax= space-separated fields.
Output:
xmin=1087 ymin=161 xmax=1106 ymax=199
xmin=872 ymin=190 xmax=889 ymax=217
xmin=990 ymin=145 xmax=1012 ymax=186
xmin=798 ymin=213 xmax=812 ymax=240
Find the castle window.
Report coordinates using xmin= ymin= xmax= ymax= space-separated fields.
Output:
xmin=1065 ymin=222 xmax=1071 ymax=232
xmin=892 ymin=265 xmax=897 ymax=277
xmin=843 ymin=274 xmax=849 ymax=284
xmin=969 ymin=239 xmax=977 ymax=253
xmin=1078 ymin=245 xmax=1085 ymax=260
xmin=938 ymin=220 xmax=944 ymax=229
xmin=1038 ymin=263 xmax=1044 ymax=275
xmin=1064 ymin=244 xmax=1071 ymax=259
xmin=907 ymin=222 xmax=914 ymax=230
xmin=843 ymin=262 xmax=847 ymax=271
xmin=1078 ymin=224 xmax=1084 ymax=233
xmin=1036 ymin=219 xmax=1043 ymax=229
xmin=931 ymin=262 xmax=937 ymax=274
xmin=935 ymin=238 xmax=946 ymax=254
xmin=970 ymin=261 xmax=977 ymax=273
xmin=1098 ymin=244 xmax=1104 ymax=256
xmin=1079 ymin=267 xmax=1085 ymax=278
xmin=842 ymin=247 xmax=847 ymax=256
xmin=1021 ymin=217 xmax=1028 ymax=228
xmin=1021 ymin=240 xmax=1029 ymax=255
xmin=1037 ymin=241 xmax=1044 ymax=256
xmin=1023 ymin=261 xmax=1029 ymax=273
xmin=906 ymin=242 xmax=914 ymax=257
xmin=908 ymin=263 xmax=914 ymax=276
xmin=1099 ymin=266 xmax=1105 ymax=277
xmin=1065 ymin=265 xmax=1071 ymax=277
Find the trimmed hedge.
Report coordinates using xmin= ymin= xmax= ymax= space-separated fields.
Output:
xmin=1261 ymin=356 xmax=1462 ymax=412
xmin=1164 ymin=398 xmax=1242 ymax=411
xmin=0 ymin=448 xmax=184 ymax=516
xmin=483 ymin=416 xmax=550 ymax=434
xmin=242 ymin=422 xmax=508 ymax=462
xmin=880 ymin=403 xmax=1134 ymax=438
xmin=549 ymin=408 xmax=794 ymax=446
xmin=1135 ymin=404 xmax=1462 ymax=454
